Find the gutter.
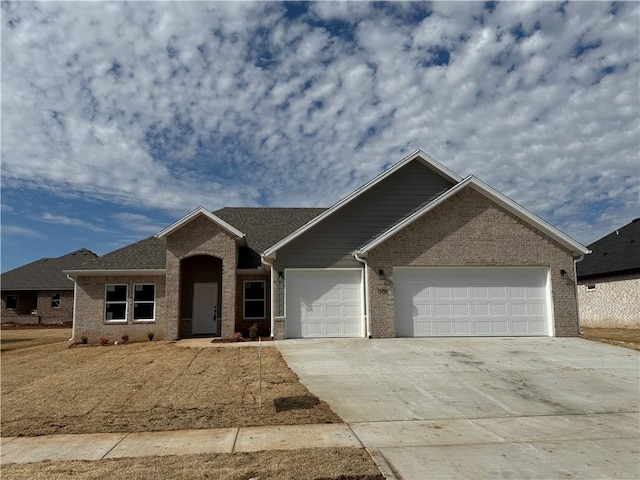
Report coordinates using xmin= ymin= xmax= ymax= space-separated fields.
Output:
xmin=260 ymin=256 xmax=276 ymax=339
xmin=353 ymin=252 xmax=372 ymax=338
xmin=573 ymin=254 xmax=587 ymax=336
xmin=67 ymin=274 xmax=77 ymax=342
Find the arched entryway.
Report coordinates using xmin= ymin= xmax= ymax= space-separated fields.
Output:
xmin=179 ymin=255 xmax=222 ymax=337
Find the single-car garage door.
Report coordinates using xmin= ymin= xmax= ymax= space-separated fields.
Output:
xmin=394 ymin=267 xmax=551 ymax=337
xmin=286 ymin=269 xmax=363 ymax=338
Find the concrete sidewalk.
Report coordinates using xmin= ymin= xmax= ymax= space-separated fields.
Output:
xmin=1 ymin=423 xmax=361 ymax=465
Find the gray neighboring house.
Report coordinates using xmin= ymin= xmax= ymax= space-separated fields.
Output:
xmin=1 ymin=248 xmax=97 ymax=324
xmin=577 ymin=218 xmax=640 ymax=328
xmin=66 ymin=151 xmax=589 ymax=343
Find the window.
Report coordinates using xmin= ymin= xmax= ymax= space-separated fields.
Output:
xmin=105 ymin=285 xmax=127 ymax=322
xmin=586 ymin=284 xmax=596 ymax=291
xmin=6 ymin=295 xmax=17 ymax=309
xmin=133 ymin=284 xmax=155 ymax=321
xmin=51 ymin=293 xmax=61 ymax=308
xmin=243 ymin=281 xmax=265 ymax=319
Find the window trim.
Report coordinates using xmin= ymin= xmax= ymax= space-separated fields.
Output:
xmin=586 ymin=284 xmax=596 ymax=291
xmin=6 ymin=295 xmax=17 ymax=310
xmin=243 ymin=280 xmax=266 ymax=320
xmin=133 ymin=283 xmax=156 ymax=323
xmin=51 ymin=293 xmax=61 ymax=309
xmin=104 ymin=284 xmax=128 ymax=323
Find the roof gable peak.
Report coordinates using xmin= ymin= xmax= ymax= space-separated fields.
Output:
xmin=156 ymin=206 xmax=245 ymax=239
xmin=263 ymin=150 xmax=462 ymax=257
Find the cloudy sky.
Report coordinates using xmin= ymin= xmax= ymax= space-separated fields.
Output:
xmin=1 ymin=1 xmax=638 ymax=272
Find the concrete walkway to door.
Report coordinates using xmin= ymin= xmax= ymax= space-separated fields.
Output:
xmin=277 ymin=337 xmax=640 ymax=480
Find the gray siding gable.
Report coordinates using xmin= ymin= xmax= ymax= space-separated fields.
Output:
xmin=278 ymin=160 xmax=454 ymax=269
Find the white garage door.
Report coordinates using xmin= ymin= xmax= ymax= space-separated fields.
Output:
xmin=286 ymin=269 xmax=363 ymax=338
xmin=394 ymin=267 xmax=551 ymax=337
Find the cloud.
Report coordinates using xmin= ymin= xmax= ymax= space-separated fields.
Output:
xmin=40 ymin=213 xmax=106 ymax=232
xmin=111 ymin=212 xmax=164 ymax=234
xmin=1 ymin=1 xmax=638 ymax=247
xmin=1 ymin=225 xmax=46 ymax=239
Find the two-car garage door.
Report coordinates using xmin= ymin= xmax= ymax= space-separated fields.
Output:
xmin=286 ymin=269 xmax=363 ymax=338
xmin=394 ymin=267 xmax=551 ymax=337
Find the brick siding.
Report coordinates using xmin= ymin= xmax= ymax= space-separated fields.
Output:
xmin=1 ymin=290 xmax=74 ymax=324
xmin=366 ymin=188 xmax=580 ymax=338
xmin=74 ymin=275 xmax=166 ymax=344
xmin=165 ymin=215 xmax=237 ymax=339
xmin=578 ymin=273 xmax=640 ymax=328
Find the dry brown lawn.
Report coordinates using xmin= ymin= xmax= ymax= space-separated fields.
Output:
xmin=1 ymin=327 xmax=72 ymax=352
xmin=1 ymin=448 xmax=384 ymax=480
xmin=581 ymin=327 xmax=640 ymax=351
xmin=1 ymin=340 xmax=340 ymax=437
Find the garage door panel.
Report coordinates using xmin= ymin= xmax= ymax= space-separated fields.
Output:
xmin=395 ymin=267 xmax=550 ymax=337
xmin=286 ymin=270 xmax=363 ymax=338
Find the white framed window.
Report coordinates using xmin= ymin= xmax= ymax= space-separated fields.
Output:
xmin=243 ymin=280 xmax=265 ymax=319
xmin=133 ymin=284 xmax=155 ymax=322
xmin=51 ymin=293 xmax=61 ymax=308
xmin=6 ymin=295 xmax=17 ymax=309
xmin=586 ymin=284 xmax=596 ymax=291
xmin=105 ymin=285 xmax=127 ymax=322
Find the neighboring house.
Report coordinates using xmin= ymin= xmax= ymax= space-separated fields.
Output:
xmin=66 ymin=151 xmax=589 ymax=343
xmin=576 ymin=218 xmax=640 ymax=329
xmin=1 ymin=248 xmax=97 ymax=324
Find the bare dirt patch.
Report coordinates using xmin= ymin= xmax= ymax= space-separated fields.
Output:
xmin=0 ymin=447 xmax=384 ymax=480
xmin=581 ymin=328 xmax=640 ymax=351
xmin=1 ymin=341 xmax=341 ymax=437
xmin=1 ymin=328 xmax=72 ymax=352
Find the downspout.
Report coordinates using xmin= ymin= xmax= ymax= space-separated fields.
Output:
xmin=261 ymin=256 xmax=276 ymax=339
xmin=353 ymin=252 xmax=372 ymax=338
xmin=573 ymin=254 xmax=586 ymax=336
xmin=67 ymin=274 xmax=77 ymax=342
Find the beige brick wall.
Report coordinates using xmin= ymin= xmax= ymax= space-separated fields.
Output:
xmin=165 ymin=215 xmax=237 ymax=339
xmin=1 ymin=290 xmax=74 ymax=324
xmin=366 ymin=187 xmax=580 ymax=338
xmin=37 ymin=290 xmax=74 ymax=324
xmin=74 ymin=275 xmax=166 ymax=344
xmin=578 ymin=273 xmax=640 ymax=328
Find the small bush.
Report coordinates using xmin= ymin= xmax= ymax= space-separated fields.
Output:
xmin=233 ymin=332 xmax=244 ymax=342
xmin=249 ymin=322 xmax=258 ymax=340
xmin=147 ymin=332 xmax=154 ymax=341
xmin=99 ymin=337 xmax=109 ymax=346
xmin=120 ymin=335 xmax=129 ymax=345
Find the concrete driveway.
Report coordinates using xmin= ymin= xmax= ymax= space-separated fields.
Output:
xmin=277 ymin=337 xmax=640 ymax=479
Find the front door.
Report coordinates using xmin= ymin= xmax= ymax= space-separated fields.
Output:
xmin=193 ymin=282 xmax=218 ymax=335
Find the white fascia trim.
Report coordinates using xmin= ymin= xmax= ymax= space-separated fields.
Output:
xmin=65 ymin=269 xmax=166 ymax=278
xmin=263 ymin=150 xmax=462 ymax=257
xmin=358 ymin=176 xmax=590 ymax=256
xmin=155 ymin=206 xmax=245 ymax=239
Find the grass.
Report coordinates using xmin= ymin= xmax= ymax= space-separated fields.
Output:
xmin=1 ymin=327 xmax=72 ymax=352
xmin=1 ymin=340 xmax=341 ymax=437
xmin=1 ymin=448 xmax=384 ymax=480
xmin=581 ymin=327 xmax=640 ymax=351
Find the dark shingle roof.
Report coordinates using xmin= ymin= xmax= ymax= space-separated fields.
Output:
xmin=1 ymin=249 xmax=98 ymax=290
xmin=67 ymin=208 xmax=325 ymax=272
xmin=577 ymin=218 xmax=640 ymax=279
xmin=214 ymin=207 xmax=326 ymax=253
xmin=69 ymin=236 xmax=167 ymax=271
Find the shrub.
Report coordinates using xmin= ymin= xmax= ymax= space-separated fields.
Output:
xmin=249 ymin=322 xmax=258 ymax=340
xmin=233 ymin=332 xmax=244 ymax=342
xmin=120 ymin=334 xmax=129 ymax=345
xmin=147 ymin=332 xmax=155 ymax=341
xmin=99 ymin=337 xmax=109 ymax=346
